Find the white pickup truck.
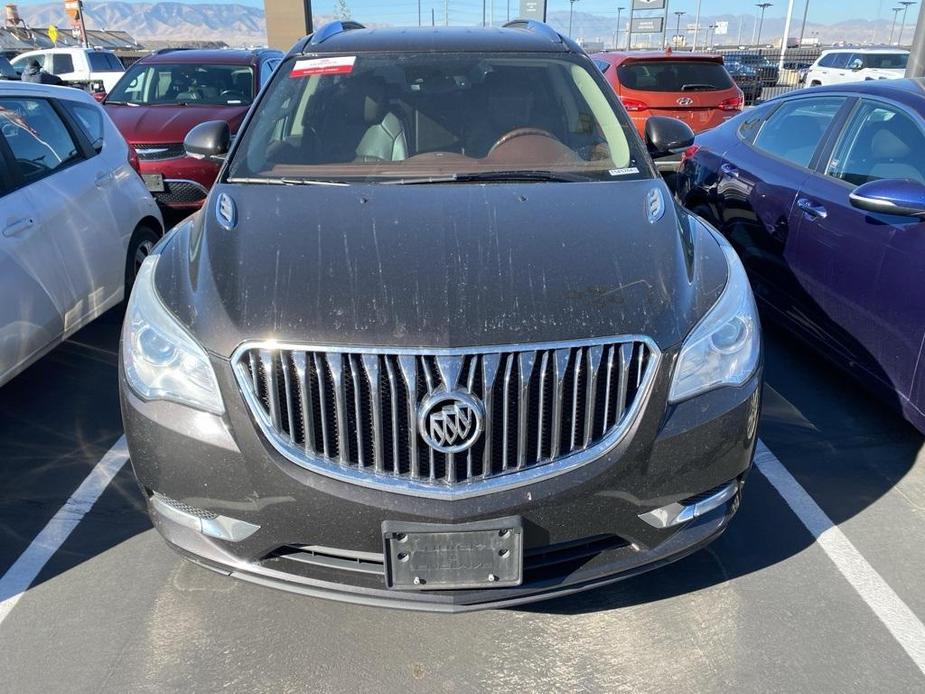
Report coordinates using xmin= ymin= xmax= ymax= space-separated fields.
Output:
xmin=11 ymin=47 xmax=125 ymax=92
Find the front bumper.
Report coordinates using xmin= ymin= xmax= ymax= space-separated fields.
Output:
xmin=121 ymin=354 xmax=761 ymax=612
xmin=138 ymin=155 xmax=219 ymax=210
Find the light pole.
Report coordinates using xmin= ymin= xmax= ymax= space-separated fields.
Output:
xmin=662 ymin=0 xmax=670 ymax=48
xmin=675 ymin=10 xmax=686 ymax=47
xmin=616 ymin=6 xmax=625 ymax=50
xmin=568 ymin=0 xmax=580 ymax=39
xmin=898 ymin=1 xmax=916 ymax=45
xmin=890 ymin=6 xmax=903 ymax=45
xmin=692 ymin=0 xmax=702 ymax=50
xmin=798 ymin=0 xmax=810 ymax=45
xmin=755 ymin=3 xmax=773 ymax=46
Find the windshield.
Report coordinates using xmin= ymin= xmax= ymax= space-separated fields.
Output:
xmin=618 ymin=61 xmax=733 ymax=92
xmin=107 ymin=62 xmax=254 ymax=106
xmin=227 ymin=52 xmax=648 ymax=183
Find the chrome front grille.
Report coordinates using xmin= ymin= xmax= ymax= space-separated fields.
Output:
xmin=232 ymin=338 xmax=658 ymax=498
xmin=135 ymin=143 xmax=184 ymax=161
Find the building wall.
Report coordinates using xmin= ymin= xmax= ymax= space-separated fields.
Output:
xmin=265 ymin=0 xmax=312 ymax=52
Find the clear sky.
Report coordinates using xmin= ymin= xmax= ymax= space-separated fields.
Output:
xmin=13 ymin=0 xmax=917 ymax=26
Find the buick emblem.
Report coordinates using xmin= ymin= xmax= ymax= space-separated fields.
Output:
xmin=418 ymin=391 xmax=484 ymax=454
xmin=676 ymin=97 xmax=694 ymax=106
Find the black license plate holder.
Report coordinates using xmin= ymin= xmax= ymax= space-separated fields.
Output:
xmin=383 ymin=517 xmax=523 ymax=591
xmin=142 ymin=173 xmax=165 ymax=193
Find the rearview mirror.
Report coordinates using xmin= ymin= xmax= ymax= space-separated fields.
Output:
xmin=645 ymin=116 xmax=696 ymax=160
xmin=184 ymin=120 xmax=230 ymax=160
xmin=849 ymin=179 xmax=925 ymax=218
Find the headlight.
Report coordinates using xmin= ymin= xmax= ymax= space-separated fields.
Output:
xmin=122 ymin=255 xmax=225 ymax=414
xmin=669 ymin=235 xmax=760 ymax=403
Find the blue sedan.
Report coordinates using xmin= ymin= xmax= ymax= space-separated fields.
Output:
xmin=675 ymin=79 xmax=925 ymax=434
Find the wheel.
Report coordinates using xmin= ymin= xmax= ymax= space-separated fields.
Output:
xmin=810 ymin=80 xmax=821 ymax=87
xmin=125 ymin=224 xmax=160 ymax=299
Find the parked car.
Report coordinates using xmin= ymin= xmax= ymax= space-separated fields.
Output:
xmin=804 ymin=49 xmax=908 ymax=87
xmin=0 ymin=82 xmax=162 ymax=387
xmin=0 ymin=56 xmax=17 ymax=80
xmin=722 ymin=55 xmax=764 ymax=102
xmin=120 ymin=21 xmax=762 ymax=611
xmin=723 ymin=52 xmax=779 ymax=88
xmin=104 ymin=48 xmax=282 ymax=212
xmin=675 ymin=79 xmax=925 ymax=434
xmin=10 ymin=47 xmax=124 ymax=92
xmin=592 ymin=50 xmax=744 ymax=136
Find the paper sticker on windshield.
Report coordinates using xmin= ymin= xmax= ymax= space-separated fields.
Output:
xmin=290 ymin=56 xmax=356 ymax=78
xmin=609 ymin=167 xmax=640 ymax=177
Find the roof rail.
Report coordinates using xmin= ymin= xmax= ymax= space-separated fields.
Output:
xmin=502 ymin=19 xmax=563 ymax=44
xmin=308 ymin=20 xmax=366 ymax=46
xmin=153 ymin=47 xmax=194 ymax=55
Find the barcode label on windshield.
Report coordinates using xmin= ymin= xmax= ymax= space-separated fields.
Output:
xmin=290 ymin=57 xmax=357 ymax=78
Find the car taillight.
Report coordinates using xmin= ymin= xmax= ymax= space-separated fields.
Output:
xmin=719 ymin=95 xmax=744 ymax=111
xmin=127 ymin=144 xmax=141 ymax=176
xmin=620 ymin=97 xmax=649 ymax=112
xmin=681 ymin=144 xmax=701 ymax=164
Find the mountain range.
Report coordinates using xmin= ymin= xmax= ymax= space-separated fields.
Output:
xmin=14 ymin=3 xmax=906 ymax=48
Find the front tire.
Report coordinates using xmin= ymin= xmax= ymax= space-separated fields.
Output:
xmin=125 ymin=224 xmax=160 ymax=299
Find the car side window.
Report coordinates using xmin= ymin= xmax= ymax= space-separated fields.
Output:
xmin=752 ymin=97 xmax=846 ymax=167
xmin=52 ymin=53 xmax=74 ymax=74
xmin=593 ymin=59 xmax=610 ymax=73
xmin=825 ymin=101 xmax=925 ymax=186
xmin=0 ymin=97 xmax=82 ymax=187
xmin=830 ymin=53 xmax=850 ymax=69
xmin=61 ymin=100 xmax=104 ymax=153
xmin=737 ymin=106 xmax=771 ymax=143
xmin=260 ymin=60 xmax=277 ymax=88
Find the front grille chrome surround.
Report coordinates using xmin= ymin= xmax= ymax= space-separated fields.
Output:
xmin=231 ymin=337 xmax=660 ymax=499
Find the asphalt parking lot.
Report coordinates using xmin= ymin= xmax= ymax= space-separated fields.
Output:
xmin=0 ymin=309 xmax=924 ymax=693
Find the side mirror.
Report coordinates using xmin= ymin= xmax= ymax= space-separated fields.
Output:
xmin=184 ymin=120 xmax=230 ymax=160
xmin=645 ymin=116 xmax=696 ymax=159
xmin=849 ymin=179 xmax=925 ymax=218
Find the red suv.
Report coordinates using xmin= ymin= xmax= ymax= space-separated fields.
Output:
xmin=592 ymin=50 xmax=743 ymax=137
xmin=104 ymin=48 xmax=282 ymax=212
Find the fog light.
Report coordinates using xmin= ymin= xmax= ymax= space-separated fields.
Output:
xmin=151 ymin=492 xmax=260 ymax=542
xmin=639 ymin=481 xmax=739 ymax=529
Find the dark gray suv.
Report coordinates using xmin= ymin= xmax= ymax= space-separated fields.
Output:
xmin=119 ymin=20 xmax=762 ymax=611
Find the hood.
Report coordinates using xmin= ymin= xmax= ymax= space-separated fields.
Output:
xmin=104 ymin=103 xmax=248 ymax=144
xmin=155 ymin=180 xmax=728 ymax=358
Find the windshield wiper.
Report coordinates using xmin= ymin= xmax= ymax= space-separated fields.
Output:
xmin=681 ymin=83 xmax=720 ymax=91
xmin=226 ymin=176 xmax=349 ymax=187
xmin=104 ymin=100 xmax=139 ymax=106
xmin=382 ymin=170 xmax=591 ymax=185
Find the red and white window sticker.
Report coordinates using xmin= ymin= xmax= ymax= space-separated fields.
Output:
xmin=290 ymin=56 xmax=356 ymax=78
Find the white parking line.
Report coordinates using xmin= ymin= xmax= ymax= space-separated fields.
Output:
xmin=0 ymin=436 xmax=129 ymax=627
xmin=755 ymin=440 xmax=925 ymax=676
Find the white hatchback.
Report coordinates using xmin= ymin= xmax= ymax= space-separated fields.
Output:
xmin=805 ymin=49 xmax=909 ymax=87
xmin=0 ymin=82 xmax=163 ymax=386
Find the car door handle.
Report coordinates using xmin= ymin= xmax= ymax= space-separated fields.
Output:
xmin=720 ymin=163 xmax=740 ymax=179
xmin=2 ymin=217 xmax=34 ymax=237
xmin=798 ymin=198 xmax=828 ymax=219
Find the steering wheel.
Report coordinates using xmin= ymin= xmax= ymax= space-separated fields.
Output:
xmin=220 ymin=90 xmax=246 ymax=102
xmin=488 ymin=128 xmax=559 ymax=155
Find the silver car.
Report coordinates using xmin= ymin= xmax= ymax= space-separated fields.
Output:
xmin=0 ymin=81 xmax=163 ymax=386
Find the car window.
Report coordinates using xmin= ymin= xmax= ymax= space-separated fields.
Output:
xmin=860 ymin=53 xmax=909 ymax=69
xmin=593 ymin=59 xmax=610 ymax=73
xmin=87 ymin=52 xmax=123 ymax=72
xmin=0 ymin=97 xmax=82 ymax=186
xmin=825 ymin=101 xmax=925 ymax=186
xmin=12 ymin=53 xmax=44 ymax=74
xmin=228 ymin=52 xmax=646 ymax=183
xmin=52 ymin=53 xmax=74 ymax=74
xmin=0 ymin=57 xmax=16 ymax=79
xmin=61 ymin=100 xmax=105 ymax=153
xmin=752 ymin=97 xmax=846 ymax=167
xmin=260 ymin=60 xmax=277 ymax=88
xmin=737 ymin=106 xmax=772 ymax=143
xmin=829 ymin=53 xmax=851 ymax=69
xmin=617 ymin=60 xmax=733 ymax=92
xmin=107 ymin=62 xmax=255 ymax=105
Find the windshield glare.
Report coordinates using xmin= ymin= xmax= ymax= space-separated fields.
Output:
xmin=107 ymin=62 xmax=254 ymax=106
xmin=228 ymin=52 xmax=646 ymax=183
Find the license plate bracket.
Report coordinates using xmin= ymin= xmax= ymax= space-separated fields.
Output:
xmin=383 ymin=517 xmax=523 ymax=591
xmin=142 ymin=173 xmax=164 ymax=193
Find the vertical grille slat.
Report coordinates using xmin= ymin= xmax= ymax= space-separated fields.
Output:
xmin=235 ymin=339 xmax=655 ymax=492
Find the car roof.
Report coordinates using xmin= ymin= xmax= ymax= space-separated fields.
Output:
xmin=140 ymin=49 xmax=279 ymax=65
xmin=592 ymin=50 xmax=723 ymax=65
xmin=14 ymin=47 xmax=114 ymax=56
xmin=772 ymin=77 xmax=925 ymax=108
xmin=291 ymin=25 xmax=576 ymax=55
xmin=0 ymin=80 xmax=97 ymax=103
xmin=820 ymin=47 xmax=909 ymax=54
